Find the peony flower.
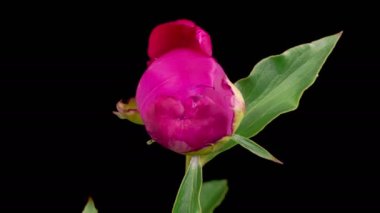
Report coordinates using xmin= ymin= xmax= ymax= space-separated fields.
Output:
xmin=132 ymin=19 xmax=245 ymax=154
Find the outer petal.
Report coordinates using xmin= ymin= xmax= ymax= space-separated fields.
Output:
xmin=136 ymin=50 xmax=235 ymax=153
xmin=148 ymin=19 xmax=212 ymax=60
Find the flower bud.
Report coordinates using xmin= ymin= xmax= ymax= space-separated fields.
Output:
xmin=136 ymin=20 xmax=245 ymax=154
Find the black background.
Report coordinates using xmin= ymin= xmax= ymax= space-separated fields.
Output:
xmin=1 ymin=3 xmax=379 ymax=211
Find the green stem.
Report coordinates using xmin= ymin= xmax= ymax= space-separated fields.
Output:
xmin=185 ymin=155 xmax=192 ymax=171
xmin=172 ymin=156 xmax=203 ymax=213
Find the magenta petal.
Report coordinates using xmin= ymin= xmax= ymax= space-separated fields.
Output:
xmin=136 ymin=50 xmax=235 ymax=153
xmin=147 ymin=19 xmax=212 ymax=60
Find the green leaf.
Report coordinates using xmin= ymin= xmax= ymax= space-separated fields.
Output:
xmin=82 ymin=197 xmax=98 ymax=213
xmin=232 ymin=134 xmax=282 ymax=164
xmin=199 ymin=139 xmax=237 ymax=166
xmin=173 ymin=156 xmax=203 ymax=213
xmin=200 ymin=180 xmax=228 ymax=213
xmin=235 ymin=33 xmax=342 ymax=138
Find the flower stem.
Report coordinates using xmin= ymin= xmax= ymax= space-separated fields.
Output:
xmin=172 ymin=156 xmax=203 ymax=213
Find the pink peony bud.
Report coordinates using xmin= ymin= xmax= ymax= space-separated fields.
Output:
xmin=136 ymin=20 xmax=245 ymax=154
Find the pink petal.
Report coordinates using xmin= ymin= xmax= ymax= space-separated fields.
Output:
xmin=136 ymin=49 xmax=234 ymax=153
xmin=147 ymin=19 xmax=212 ymax=60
